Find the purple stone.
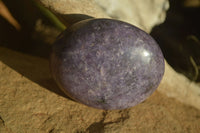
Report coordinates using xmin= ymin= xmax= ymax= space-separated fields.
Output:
xmin=50 ymin=19 xmax=165 ymax=110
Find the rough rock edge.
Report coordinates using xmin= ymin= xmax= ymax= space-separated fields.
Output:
xmin=36 ymin=0 xmax=109 ymax=18
xmin=36 ymin=0 xmax=200 ymax=110
xmin=0 ymin=47 xmax=200 ymax=132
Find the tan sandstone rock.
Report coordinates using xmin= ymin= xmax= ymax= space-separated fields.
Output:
xmin=0 ymin=0 xmax=200 ymax=132
xmin=0 ymin=47 xmax=200 ymax=132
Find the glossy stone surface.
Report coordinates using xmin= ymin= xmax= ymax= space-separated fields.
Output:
xmin=50 ymin=19 xmax=165 ymax=110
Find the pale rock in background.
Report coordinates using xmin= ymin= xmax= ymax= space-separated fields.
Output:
xmin=38 ymin=0 xmax=109 ymax=18
xmin=1 ymin=0 xmax=200 ymax=132
xmin=94 ymin=0 xmax=169 ymax=32
xmin=94 ymin=0 xmax=200 ymax=110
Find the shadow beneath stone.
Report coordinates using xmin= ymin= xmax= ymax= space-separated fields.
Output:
xmin=0 ymin=46 xmax=70 ymax=99
xmin=0 ymin=1 xmax=93 ymax=101
xmin=86 ymin=121 xmax=105 ymax=133
xmin=86 ymin=111 xmax=107 ymax=133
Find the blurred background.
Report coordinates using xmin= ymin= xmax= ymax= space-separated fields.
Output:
xmin=151 ymin=0 xmax=200 ymax=82
xmin=0 ymin=0 xmax=200 ymax=82
xmin=0 ymin=0 xmax=200 ymax=132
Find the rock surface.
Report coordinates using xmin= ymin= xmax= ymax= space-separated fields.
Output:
xmin=0 ymin=0 xmax=200 ymax=132
xmin=94 ymin=0 xmax=169 ymax=32
xmin=50 ymin=19 xmax=164 ymax=110
xmin=0 ymin=47 xmax=200 ymax=132
xmin=38 ymin=0 xmax=200 ymax=113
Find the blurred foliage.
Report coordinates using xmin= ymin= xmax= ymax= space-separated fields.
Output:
xmin=33 ymin=1 xmax=65 ymax=31
xmin=1 ymin=0 xmax=200 ymax=82
xmin=0 ymin=0 xmax=64 ymax=58
xmin=151 ymin=0 xmax=200 ymax=82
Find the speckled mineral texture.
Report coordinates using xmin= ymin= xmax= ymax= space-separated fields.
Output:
xmin=50 ymin=19 xmax=165 ymax=110
xmin=1 ymin=47 xmax=200 ymax=133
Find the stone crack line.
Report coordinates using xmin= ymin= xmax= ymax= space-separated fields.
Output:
xmin=104 ymin=110 xmax=130 ymax=125
xmin=86 ymin=109 xmax=130 ymax=132
xmin=0 ymin=115 xmax=5 ymax=126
